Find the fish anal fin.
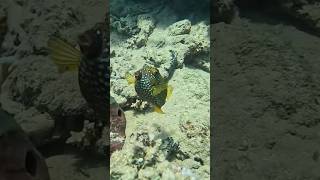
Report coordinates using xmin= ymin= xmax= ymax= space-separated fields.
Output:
xmin=151 ymin=83 xmax=168 ymax=96
xmin=166 ymin=85 xmax=173 ymax=100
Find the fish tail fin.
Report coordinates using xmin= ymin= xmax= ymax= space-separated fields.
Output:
xmin=125 ymin=72 xmax=136 ymax=85
xmin=47 ymin=37 xmax=81 ymax=72
xmin=166 ymin=85 xmax=173 ymax=100
xmin=154 ymin=106 xmax=165 ymax=114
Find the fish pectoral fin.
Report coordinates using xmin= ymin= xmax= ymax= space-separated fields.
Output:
xmin=166 ymin=85 xmax=173 ymax=100
xmin=47 ymin=37 xmax=81 ymax=73
xmin=125 ymin=72 xmax=136 ymax=85
xmin=154 ymin=106 xmax=165 ymax=114
xmin=151 ymin=83 xmax=168 ymax=96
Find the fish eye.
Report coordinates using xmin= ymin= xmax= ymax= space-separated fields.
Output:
xmin=118 ymin=109 xmax=122 ymax=117
xmin=135 ymin=72 xmax=141 ymax=80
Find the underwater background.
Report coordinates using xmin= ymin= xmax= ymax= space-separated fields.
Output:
xmin=0 ymin=0 xmax=210 ymax=179
xmin=110 ymin=0 xmax=210 ymax=179
xmin=1 ymin=0 xmax=320 ymax=179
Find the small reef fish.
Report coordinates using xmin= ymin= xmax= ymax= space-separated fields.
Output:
xmin=47 ymin=23 xmax=109 ymax=123
xmin=126 ymin=65 xmax=173 ymax=114
xmin=47 ymin=22 xmax=127 ymax=154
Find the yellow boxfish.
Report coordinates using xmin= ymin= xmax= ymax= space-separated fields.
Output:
xmin=126 ymin=65 xmax=173 ymax=114
xmin=47 ymin=23 xmax=109 ymax=124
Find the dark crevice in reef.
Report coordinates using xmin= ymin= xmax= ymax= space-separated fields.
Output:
xmin=234 ymin=0 xmax=280 ymax=10
xmin=37 ymin=139 xmax=107 ymax=164
xmin=167 ymin=0 xmax=210 ymax=23
xmin=234 ymin=0 xmax=320 ymax=37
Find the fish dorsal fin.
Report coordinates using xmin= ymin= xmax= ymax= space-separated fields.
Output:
xmin=154 ymin=106 xmax=165 ymax=114
xmin=125 ymin=72 xmax=136 ymax=85
xmin=47 ymin=37 xmax=81 ymax=73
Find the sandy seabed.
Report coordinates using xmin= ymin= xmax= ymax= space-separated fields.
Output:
xmin=213 ymin=6 xmax=320 ymax=180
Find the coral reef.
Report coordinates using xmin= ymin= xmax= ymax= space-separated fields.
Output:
xmin=110 ymin=7 xmax=210 ymax=105
xmin=14 ymin=107 xmax=54 ymax=146
xmin=0 ymin=57 xmax=87 ymax=141
xmin=0 ymin=0 xmax=107 ymax=57
xmin=167 ymin=19 xmax=191 ymax=36
xmin=111 ymin=125 xmax=204 ymax=179
xmin=66 ymin=120 xmax=96 ymax=149
xmin=110 ymin=63 xmax=210 ymax=179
